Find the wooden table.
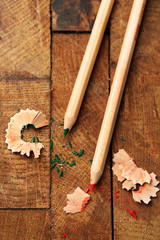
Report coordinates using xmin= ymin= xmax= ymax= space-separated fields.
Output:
xmin=0 ymin=0 xmax=160 ymax=239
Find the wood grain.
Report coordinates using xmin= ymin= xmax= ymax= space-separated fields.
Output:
xmin=0 ymin=0 xmax=50 ymax=79
xmin=110 ymin=0 xmax=160 ymax=239
xmin=52 ymin=0 xmax=101 ymax=31
xmin=51 ymin=34 xmax=111 ymax=239
xmin=0 ymin=210 xmax=50 ymax=240
xmin=0 ymin=79 xmax=50 ymax=208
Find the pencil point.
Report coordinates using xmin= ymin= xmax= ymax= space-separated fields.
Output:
xmin=64 ymin=128 xmax=69 ymax=138
xmin=90 ymin=183 xmax=96 ymax=192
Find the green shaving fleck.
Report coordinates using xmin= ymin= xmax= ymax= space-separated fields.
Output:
xmin=21 ymin=133 xmax=23 ymax=139
xmin=79 ymin=149 xmax=84 ymax=157
xmin=64 ymin=128 xmax=69 ymax=137
xmin=50 ymin=163 xmax=56 ymax=169
xmin=69 ymin=156 xmax=73 ymax=159
xmin=24 ymin=140 xmax=27 ymax=142
xmin=31 ymin=136 xmax=35 ymax=143
xmin=25 ymin=124 xmax=28 ymax=129
xmin=60 ymin=123 xmax=64 ymax=126
xmin=87 ymin=131 xmax=89 ymax=134
xmin=72 ymin=151 xmax=79 ymax=156
xmin=66 ymin=161 xmax=69 ymax=165
xmin=89 ymin=159 xmax=93 ymax=164
xmin=59 ymin=170 xmax=63 ymax=178
xmin=55 ymin=135 xmax=57 ymax=138
xmin=56 ymin=167 xmax=60 ymax=173
xmin=59 ymin=153 xmax=62 ymax=156
xmin=53 ymin=130 xmax=55 ymax=133
xmin=63 ymin=184 xmax=65 ymax=186
xmin=70 ymin=162 xmax=76 ymax=167
xmin=35 ymin=136 xmax=39 ymax=143
xmin=62 ymin=145 xmax=65 ymax=148
xmin=31 ymin=124 xmax=35 ymax=129
xmin=51 ymin=116 xmax=55 ymax=122
xmin=55 ymin=154 xmax=60 ymax=162
xmin=50 ymin=140 xmax=53 ymax=152
xmin=120 ymin=137 xmax=126 ymax=142
xmin=68 ymin=141 xmax=72 ymax=149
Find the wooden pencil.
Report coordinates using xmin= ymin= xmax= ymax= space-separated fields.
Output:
xmin=90 ymin=0 xmax=147 ymax=191
xmin=64 ymin=0 xmax=115 ymax=137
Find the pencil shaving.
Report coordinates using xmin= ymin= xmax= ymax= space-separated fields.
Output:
xmin=5 ymin=109 xmax=48 ymax=158
xmin=113 ymin=149 xmax=151 ymax=185
xmin=64 ymin=187 xmax=90 ymax=214
xmin=122 ymin=180 xmax=136 ymax=191
xmin=132 ymin=173 xmax=160 ymax=204
xmin=112 ymin=164 xmax=125 ymax=182
xmin=112 ymin=149 xmax=159 ymax=203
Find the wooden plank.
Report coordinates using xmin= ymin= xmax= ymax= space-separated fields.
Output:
xmin=51 ymin=34 xmax=111 ymax=239
xmin=0 ymin=0 xmax=50 ymax=79
xmin=0 ymin=210 xmax=50 ymax=240
xmin=52 ymin=0 xmax=101 ymax=31
xmin=0 ymin=79 xmax=50 ymax=208
xmin=110 ymin=0 xmax=160 ymax=239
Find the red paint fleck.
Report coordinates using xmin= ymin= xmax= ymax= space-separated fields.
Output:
xmin=137 ymin=210 xmax=140 ymax=213
xmin=63 ymin=233 xmax=67 ymax=238
xmin=128 ymin=209 xmax=137 ymax=220
xmin=100 ymin=186 xmax=104 ymax=189
xmin=152 ymin=150 xmax=155 ymax=153
xmin=108 ymin=197 xmax=111 ymax=200
xmin=85 ymin=188 xmax=89 ymax=193
xmin=116 ymin=195 xmax=119 ymax=199
xmin=115 ymin=191 xmax=119 ymax=194
xmin=90 ymin=184 xmax=96 ymax=192
xmin=127 ymin=218 xmax=129 ymax=221
xmin=81 ymin=206 xmax=85 ymax=212
xmin=123 ymin=218 xmax=126 ymax=220
xmin=143 ymin=217 xmax=145 ymax=220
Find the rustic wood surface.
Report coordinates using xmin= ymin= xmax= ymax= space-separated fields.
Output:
xmin=0 ymin=210 xmax=50 ymax=240
xmin=52 ymin=0 xmax=101 ymax=31
xmin=110 ymin=0 xmax=160 ymax=239
xmin=0 ymin=0 xmax=159 ymax=239
xmin=0 ymin=0 xmax=50 ymax=79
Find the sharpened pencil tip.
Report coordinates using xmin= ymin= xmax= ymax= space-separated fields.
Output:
xmin=90 ymin=184 xmax=96 ymax=192
xmin=64 ymin=128 xmax=69 ymax=137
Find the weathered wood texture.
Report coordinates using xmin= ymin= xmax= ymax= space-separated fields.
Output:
xmin=52 ymin=0 xmax=101 ymax=31
xmin=51 ymin=34 xmax=111 ymax=239
xmin=110 ymin=0 xmax=160 ymax=239
xmin=0 ymin=0 xmax=50 ymax=79
xmin=0 ymin=210 xmax=50 ymax=240
xmin=0 ymin=80 xmax=50 ymax=208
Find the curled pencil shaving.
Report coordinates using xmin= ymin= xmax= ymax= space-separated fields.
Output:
xmin=132 ymin=173 xmax=159 ymax=204
xmin=64 ymin=187 xmax=90 ymax=214
xmin=113 ymin=149 xmax=151 ymax=185
xmin=5 ymin=109 xmax=48 ymax=158
xmin=112 ymin=149 xmax=159 ymax=204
